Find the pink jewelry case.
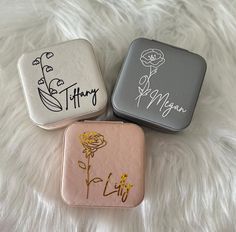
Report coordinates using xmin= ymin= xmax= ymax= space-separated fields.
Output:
xmin=61 ymin=121 xmax=145 ymax=207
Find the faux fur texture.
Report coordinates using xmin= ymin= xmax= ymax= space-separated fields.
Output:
xmin=1 ymin=0 xmax=236 ymax=231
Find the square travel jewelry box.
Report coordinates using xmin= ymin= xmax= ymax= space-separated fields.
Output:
xmin=18 ymin=39 xmax=107 ymax=129
xmin=112 ymin=38 xmax=207 ymax=132
xmin=61 ymin=121 xmax=145 ymax=207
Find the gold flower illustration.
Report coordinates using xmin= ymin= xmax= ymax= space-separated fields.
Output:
xmin=80 ymin=131 xmax=107 ymax=158
xmin=78 ymin=131 xmax=107 ymax=199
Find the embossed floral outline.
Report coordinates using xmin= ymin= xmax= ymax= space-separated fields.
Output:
xmin=135 ymin=48 xmax=165 ymax=107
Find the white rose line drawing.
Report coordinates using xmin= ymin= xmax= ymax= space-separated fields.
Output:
xmin=135 ymin=48 xmax=165 ymax=107
xmin=135 ymin=48 xmax=187 ymax=118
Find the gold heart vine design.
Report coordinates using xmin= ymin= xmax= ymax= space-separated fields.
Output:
xmin=78 ymin=131 xmax=107 ymax=199
xmin=135 ymin=49 xmax=165 ymax=107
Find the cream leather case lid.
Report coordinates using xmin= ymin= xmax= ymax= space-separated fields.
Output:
xmin=17 ymin=39 xmax=107 ymax=129
xmin=61 ymin=121 xmax=145 ymax=208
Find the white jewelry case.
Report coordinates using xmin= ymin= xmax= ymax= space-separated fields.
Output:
xmin=18 ymin=39 xmax=107 ymax=129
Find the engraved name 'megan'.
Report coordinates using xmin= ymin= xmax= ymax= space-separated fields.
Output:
xmin=144 ymin=87 xmax=187 ymax=118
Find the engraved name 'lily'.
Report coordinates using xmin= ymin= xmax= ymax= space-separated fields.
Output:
xmin=103 ymin=173 xmax=133 ymax=203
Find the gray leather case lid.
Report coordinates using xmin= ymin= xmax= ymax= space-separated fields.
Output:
xmin=112 ymin=38 xmax=207 ymax=132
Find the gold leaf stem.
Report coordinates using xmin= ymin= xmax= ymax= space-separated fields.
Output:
xmin=86 ymin=155 xmax=91 ymax=199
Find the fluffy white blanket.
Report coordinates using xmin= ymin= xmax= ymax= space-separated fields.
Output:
xmin=1 ymin=0 xmax=236 ymax=231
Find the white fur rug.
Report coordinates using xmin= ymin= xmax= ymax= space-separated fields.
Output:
xmin=1 ymin=0 xmax=236 ymax=231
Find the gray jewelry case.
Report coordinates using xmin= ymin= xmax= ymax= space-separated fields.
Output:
xmin=112 ymin=38 xmax=207 ymax=132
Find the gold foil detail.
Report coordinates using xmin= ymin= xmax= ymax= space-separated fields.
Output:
xmin=78 ymin=131 xmax=107 ymax=199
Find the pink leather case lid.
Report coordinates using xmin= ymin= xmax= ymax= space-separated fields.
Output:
xmin=61 ymin=121 xmax=145 ymax=207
